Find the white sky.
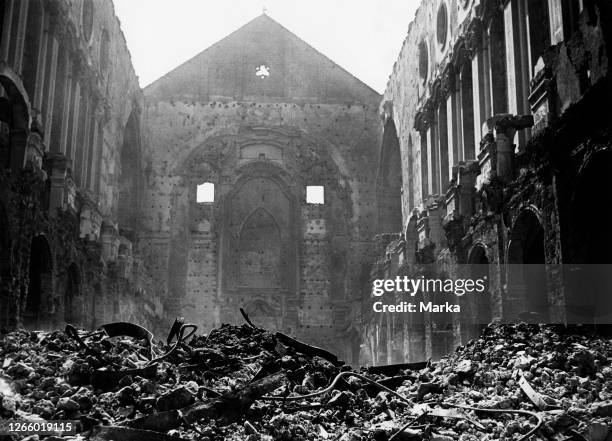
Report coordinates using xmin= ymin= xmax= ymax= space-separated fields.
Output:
xmin=113 ymin=0 xmax=420 ymax=93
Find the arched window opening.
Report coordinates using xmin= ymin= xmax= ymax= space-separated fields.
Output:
xmin=437 ymin=3 xmax=448 ymax=48
xmin=82 ymin=0 xmax=94 ymax=42
xmin=418 ymin=40 xmax=429 ymax=83
xmin=437 ymin=101 xmax=449 ymax=189
xmin=22 ymin=0 xmax=43 ymax=101
xmin=238 ymin=208 xmax=281 ymax=288
xmin=50 ymin=47 xmax=67 ymax=152
xmin=118 ymin=110 xmax=141 ymax=233
xmin=377 ymin=120 xmax=403 ymax=234
xmin=306 ymin=185 xmax=324 ymax=204
xmin=460 ymin=61 xmax=475 ymax=159
xmin=196 ymin=182 xmax=215 ymax=203
xmin=489 ymin=11 xmax=508 ymax=115
xmin=100 ymin=29 xmax=110 ymax=72
xmin=25 ymin=235 xmax=53 ymax=326
xmin=0 ymin=2 xmax=6 ymax=51
xmin=562 ymin=0 xmax=582 ymax=40
xmin=507 ymin=210 xmax=548 ymax=322
xmin=420 ymin=131 xmax=429 ymax=201
xmin=527 ymin=0 xmax=551 ymax=77
xmin=407 ymin=135 xmax=415 ymax=210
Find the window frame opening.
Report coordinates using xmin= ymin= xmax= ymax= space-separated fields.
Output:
xmin=196 ymin=182 xmax=215 ymax=204
xmin=306 ymin=185 xmax=325 ymax=205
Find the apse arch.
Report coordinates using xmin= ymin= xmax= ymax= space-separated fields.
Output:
xmin=376 ymin=118 xmax=403 ymax=234
xmin=221 ymin=167 xmax=298 ymax=295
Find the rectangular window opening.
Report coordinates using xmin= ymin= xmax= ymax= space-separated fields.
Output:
xmin=197 ymin=182 xmax=215 ymax=203
xmin=306 ymin=185 xmax=325 ymax=204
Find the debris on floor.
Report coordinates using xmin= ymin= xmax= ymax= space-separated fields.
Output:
xmin=1 ymin=321 xmax=611 ymax=440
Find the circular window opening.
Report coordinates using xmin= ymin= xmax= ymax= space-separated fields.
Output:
xmin=418 ymin=40 xmax=429 ymax=82
xmin=437 ymin=3 xmax=448 ymax=47
xmin=82 ymin=0 xmax=94 ymax=42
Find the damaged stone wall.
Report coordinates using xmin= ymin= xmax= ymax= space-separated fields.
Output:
xmin=0 ymin=0 xmax=163 ymax=334
xmin=364 ymin=0 xmax=612 ymax=364
xmin=140 ymin=14 xmax=381 ymax=365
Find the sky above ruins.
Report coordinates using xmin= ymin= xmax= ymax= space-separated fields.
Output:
xmin=113 ymin=0 xmax=419 ymax=94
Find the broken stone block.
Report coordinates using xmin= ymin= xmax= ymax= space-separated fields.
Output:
xmin=56 ymin=397 xmax=79 ymax=412
xmin=592 ymin=401 xmax=612 ymax=417
xmin=156 ymin=386 xmax=195 ymax=411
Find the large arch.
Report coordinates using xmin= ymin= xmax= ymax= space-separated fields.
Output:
xmin=24 ymin=235 xmax=53 ymax=327
xmin=566 ymin=149 xmax=612 ymax=327
xmin=506 ymin=209 xmax=548 ymax=322
xmin=0 ymin=67 xmax=31 ymax=172
xmin=376 ymin=119 xmax=403 ymax=234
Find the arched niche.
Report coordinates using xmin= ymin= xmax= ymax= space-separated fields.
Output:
xmin=376 ymin=119 xmax=403 ymax=234
xmin=118 ymin=108 xmax=141 ymax=235
xmin=238 ymin=208 xmax=282 ymax=288
xmin=222 ymin=168 xmax=297 ymax=295
xmin=506 ymin=209 xmax=548 ymax=322
xmin=488 ymin=9 xmax=508 ymax=115
xmin=25 ymin=235 xmax=53 ymax=326
xmin=526 ymin=0 xmax=551 ymax=76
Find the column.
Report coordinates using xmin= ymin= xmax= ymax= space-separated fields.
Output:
xmin=33 ymin=14 xmax=48 ymax=112
xmin=80 ymin=101 xmax=92 ymax=186
xmin=60 ymin=59 xmax=74 ymax=155
xmin=427 ymin=113 xmax=438 ymax=195
xmin=11 ymin=0 xmax=29 ymax=75
xmin=488 ymin=11 xmax=508 ymax=115
xmin=43 ymin=36 xmax=58 ymax=147
xmin=0 ymin=0 xmax=15 ymax=63
xmin=443 ymin=65 xmax=458 ymax=179
xmin=548 ymin=0 xmax=564 ymax=44
xmin=460 ymin=60 xmax=475 ymax=160
xmin=504 ymin=0 xmax=529 ymax=116
xmin=469 ymin=20 xmax=490 ymax=151
xmin=437 ymin=102 xmax=449 ymax=191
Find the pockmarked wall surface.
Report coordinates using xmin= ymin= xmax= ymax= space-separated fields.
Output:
xmin=363 ymin=0 xmax=612 ymax=365
xmin=141 ymin=14 xmax=381 ymax=363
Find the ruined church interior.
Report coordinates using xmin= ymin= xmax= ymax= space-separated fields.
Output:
xmin=0 ymin=0 xmax=612 ymax=439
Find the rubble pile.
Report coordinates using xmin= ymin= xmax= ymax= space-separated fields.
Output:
xmin=1 ymin=322 xmax=611 ymax=441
